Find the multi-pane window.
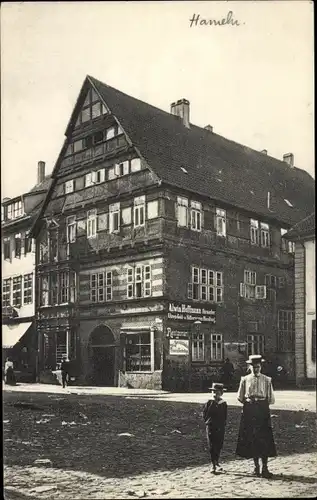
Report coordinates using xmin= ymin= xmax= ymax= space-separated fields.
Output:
xmin=109 ymin=203 xmax=120 ymax=233
xmin=13 ymin=200 xmax=23 ymax=218
xmin=65 ymin=180 xmax=74 ymax=194
xmin=87 ymin=209 xmax=97 ymax=238
xmin=60 ymin=272 xmax=70 ymax=303
xmin=260 ymin=222 xmax=270 ymax=248
xmin=127 ymin=265 xmax=152 ymax=299
xmin=40 ymin=276 xmax=49 ymax=306
xmin=12 ymin=276 xmax=22 ymax=307
xmin=67 ymin=216 xmax=76 ymax=243
xmin=281 ymin=229 xmax=295 ymax=253
xmin=211 ymin=334 xmax=223 ymax=360
xmin=250 ymin=219 xmax=259 ymax=245
xmin=242 ymin=270 xmax=256 ymax=299
xmin=2 ymin=279 xmax=11 ymax=306
xmin=247 ymin=334 xmax=265 ymax=357
xmin=50 ymin=273 xmax=58 ymax=305
xmin=278 ymin=310 xmax=295 ymax=352
xmin=190 ymin=201 xmax=202 ymax=231
xmin=14 ymin=233 xmax=22 ymax=258
xmin=192 ymin=333 xmax=204 ymax=361
xmin=147 ymin=200 xmax=159 ymax=219
xmin=265 ymin=274 xmax=277 ymax=288
xmin=85 ymin=172 xmax=95 ymax=187
xmin=23 ymin=274 xmax=33 ymax=304
xmin=115 ymin=161 xmax=130 ymax=177
xmin=75 ymin=89 xmax=107 ymax=127
xmin=176 ymin=196 xmax=189 ymax=227
xmin=24 ymin=234 xmax=32 ymax=254
xmin=3 ymin=204 xmax=13 ymax=220
xmin=90 ymin=271 xmax=112 ymax=302
xmin=216 ymin=208 xmax=226 ymax=237
xmin=3 ymin=238 xmax=10 ymax=260
xmin=188 ymin=266 xmax=223 ymax=303
xmin=134 ymin=196 xmax=145 ymax=228
xmin=49 ymin=230 xmax=58 ymax=262
xmin=126 ymin=333 xmax=151 ymax=372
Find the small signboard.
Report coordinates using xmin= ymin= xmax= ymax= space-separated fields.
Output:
xmin=169 ymin=338 xmax=189 ymax=356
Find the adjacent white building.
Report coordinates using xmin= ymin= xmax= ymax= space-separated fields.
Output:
xmin=286 ymin=212 xmax=316 ymax=385
xmin=2 ymin=162 xmax=50 ymax=381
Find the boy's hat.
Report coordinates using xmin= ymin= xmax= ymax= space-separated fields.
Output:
xmin=209 ymin=382 xmax=226 ymax=392
xmin=246 ymin=354 xmax=265 ymax=364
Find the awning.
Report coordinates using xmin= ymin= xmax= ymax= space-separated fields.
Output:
xmin=2 ymin=322 xmax=32 ymax=349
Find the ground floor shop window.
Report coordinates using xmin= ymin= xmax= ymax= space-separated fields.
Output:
xmin=247 ymin=334 xmax=265 ymax=356
xmin=125 ymin=332 xmax=152 ymax=372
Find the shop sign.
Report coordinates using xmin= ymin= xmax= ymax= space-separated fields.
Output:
xmin=167 ymin=302 xmax=216 ymax=323
xmin=169 ymin=338 xmax=189 ymax=356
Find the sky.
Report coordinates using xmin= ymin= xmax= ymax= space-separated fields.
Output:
xmin=1 ymin=1 xmax=314 ymax=199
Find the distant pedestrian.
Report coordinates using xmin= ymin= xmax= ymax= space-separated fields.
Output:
xmin=203 ymin=382 xmax=227 ymax=474
xmin=60 ymin=356 xmax=70 ymax=388
xmin=4 ymin=357 xmax=16 ymax=385
xmin=221 ymin=358 xmax=234 ymax=389
xmin=236 ymin=354 xmax=277 ymax=479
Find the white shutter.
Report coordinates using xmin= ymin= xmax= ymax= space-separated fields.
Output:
xmin=131 ymin=158 xmax=141 ymax=172
xmin=240 ymin=283 xmax=246 ymax=298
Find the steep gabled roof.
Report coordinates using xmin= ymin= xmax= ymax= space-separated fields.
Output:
xmin=284 ymin=212 xmax=315 ymax=240
xmin=34 ymin=75 xmax=315 ymax=233
xmin=88 ymin=76 xmax=314 ymax=226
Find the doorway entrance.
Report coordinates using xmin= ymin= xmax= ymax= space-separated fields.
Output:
xmin=89 ymin=325 xmax=115 ymax=386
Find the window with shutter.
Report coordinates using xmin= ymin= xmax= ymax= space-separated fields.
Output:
xmin=176 ymin=197 xmax=188 ymax=227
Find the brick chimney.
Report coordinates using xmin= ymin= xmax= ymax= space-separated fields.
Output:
xmin=204 ymin=125 xmax=213 ymax=132
xmin=261 ymin=149 xmax=268 ymax=155
xmin=37 ymin=161 xmax=46 ymax=184
xmin=171 ymin=99 xmax=190 ymax=128
xmin=283 ymin=153 xmax=294 ymax=168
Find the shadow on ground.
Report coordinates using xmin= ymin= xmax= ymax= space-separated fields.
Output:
xmin=3 ymin=391 xmax=317 ymax=479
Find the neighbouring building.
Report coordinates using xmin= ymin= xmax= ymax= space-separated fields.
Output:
xmin=285 ymin=212 xmax=316 ymax=386
xmin=30 ymin=76 xmax=315 ymax=390
xmin=2 ymin=162 xmax=51 ymax=381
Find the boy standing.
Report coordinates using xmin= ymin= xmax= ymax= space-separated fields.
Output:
xmin=203 ymin=382 xmax=227 ymax=474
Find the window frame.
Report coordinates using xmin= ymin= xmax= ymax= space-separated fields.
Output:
xmin=65 ymin=180 xmax=74 ymax=194
xmin=216 ymin=208 xmax=227 ymax=237
xmin=125 ymin=332 xmax=153 ymax=372
xmin=23 ymin=273 xmax=33 ymax=305
xmin=87 ymin=209 xmax=97 ymax=239
xmin=192 ymin=332 xmax=205 ymax=361
xmin=247 ymin=334 xmax=265 ymax=357
xmin=12 ymin=275 xmax=22 ymax=307
xmin=210 ymin=333 xmax=223 ymax=360
xmin=277 ymin=310 xmax=295 ymax=352
xmin=109 ymin=203 xmax=120 ymax=233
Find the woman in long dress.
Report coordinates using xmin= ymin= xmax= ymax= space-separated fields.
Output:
xmin=236 ymin=354 xmax=276 ymax=478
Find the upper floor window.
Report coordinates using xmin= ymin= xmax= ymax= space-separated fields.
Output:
xmin=40 ymin=272 xmax=76 ymax=306
xmin=260 ymin=222 xmax=270 ymax=247
xmin=216 ymin=208 xmax=226 ymax=237
xmin=14 ymin=234 xmax=22 ymax=259
xmin=65 ymin=180 xmax=74 ymax=194
xmin=127 ymin=265 xmax=152 ymax=299
xmin=188 ymin=266 xmax=223 ymax=303
xmin=67 ymin=216 xmax=77 ymax=243
xmin=130 ymin=158 xmax=141 ymax=172
xmin=90 ymin=271 xmax=113 ymax=303
xmin=3 ymin=237 xmax=10 ymax=260
xmin=24 ymin=233 xmax=33 ymax=255
xmin=12 ymin=276 xmax=22 ymax=307
xmin=115 ymin=161 xmax=130 ymax=177
xmin=23 ymin=273 xmax=33 ymax=305
xmin=109 ymin=203 xmax=120 ymax=233
xmin=75 ymin=89 xmax=108 ymax=127
xmin=240 ymin=270 xmax=266 ymax=299
xmin=13 ymin=201 xmax=23 ymax=218
xmin=176 ymin=197 xmax=189 ymax=227
xmin=2 ymin=278 xmax=11 ymax=306
xmin=190 ymin=201 xmax=202 ymax=232
xmin=49 ymin=229 xmax=58 ymax=262
xmin=281 ymin=229 xmax=295 ymax=253
xmin=134 ymin=196 xmax=145 ymax=228
xmin=87 ymin=210 xmax=97 ymax=238
xmin=250 ymin=219 xmax=259 ymax=245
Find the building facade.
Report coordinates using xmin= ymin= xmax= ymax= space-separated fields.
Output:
xmin=31 ymin=76 xmax=315 ymax=390
xmin=286 ymin=213 xmax=316 ymax=386
xmin=1 ymin=162 xmax=50 ymax=381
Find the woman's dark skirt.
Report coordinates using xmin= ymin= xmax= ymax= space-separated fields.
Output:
xmin=206 ymin=425 xmax=225 ymax=462
xmin=236 ymin=400 xmax=277 ymax=458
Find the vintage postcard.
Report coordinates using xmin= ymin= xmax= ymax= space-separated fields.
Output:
xmin=2 ymin=1 xmax=315 ymax=499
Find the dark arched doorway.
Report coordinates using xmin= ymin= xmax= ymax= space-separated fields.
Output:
xmin=89 ymin=325 xmax=115 ymax=386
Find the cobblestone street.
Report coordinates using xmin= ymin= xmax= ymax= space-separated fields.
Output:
xmin=3 ymin=385 xmax=317 ymax=499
